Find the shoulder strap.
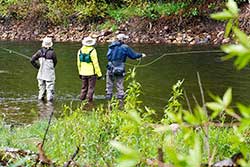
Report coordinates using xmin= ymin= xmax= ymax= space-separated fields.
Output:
xmin=40 ymin=48 xmax=50 ymax=57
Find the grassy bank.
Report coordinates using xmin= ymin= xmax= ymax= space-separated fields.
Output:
xmin=1 ymin=72 xmax=250 ymax=166
xmin=1 ymin=108 xmax=247 ymax=166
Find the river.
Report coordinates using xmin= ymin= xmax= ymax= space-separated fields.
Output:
xmin=1 ymin=41 xmax=250 ymax=124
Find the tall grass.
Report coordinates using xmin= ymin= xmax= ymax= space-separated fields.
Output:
xmin=1 ymin=72 xmax=249 ymax=166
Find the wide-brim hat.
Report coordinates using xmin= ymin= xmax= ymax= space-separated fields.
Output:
xmin=82 ymin=36 xmax=96 ymax=46
xmin=116 ymin=33 xmax=129 ymax=41
xmin=42 ymin=37 xmax=53 ymax=48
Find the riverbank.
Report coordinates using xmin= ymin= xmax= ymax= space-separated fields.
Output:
xmin=0 ymin=3 xmax=249 ymax=45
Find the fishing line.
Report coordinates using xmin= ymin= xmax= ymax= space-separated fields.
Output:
xmin=0 ymin=46 xmax=31 ymax=60
xmin=126 ymin=50 xmax=224 ymax=68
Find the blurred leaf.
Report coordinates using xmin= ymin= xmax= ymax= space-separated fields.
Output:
xmin=126 ymin=110 xmax=142 ymax=125
xmin=210 ymin=109 xmax=221 ymax=119
xmin=187 ymin=137 xmax=201 ymax=167
xmin=206 ymin=102 xmax=223 ymax=112
xmin=222 ymin=53 xmax=236 ymax=61
xmin=222 ymin=44 xmax=249 ymax=55
xmin=234 ymin=55 xmax=250 ymax=70
xmin=153 ymin=125 xmax=168 ymax=133
xmin=210 ymin=9 xmax=234 ymax=20
xmin=233 ymin=27 xmax=250 ymax=49
xmin=226 ymin=0 xmax=239 ymax=16
xmin=110 ymin=140 xmax=140 ymax=167
xmin=223 ymin=88 xmax=232 ymax=107
xmin=239 ymin=118 xmax=250 ymax=131
xmin=196 ymin=106 xmax=208 ymax=123
xmin=208 ymin=91 xmax=223 ymax=103
xmin=237 ymin=103 xmax=250 ymax=118
xmin=117 ymin=160 xmax=138 ymax=167
xmin=225 ymin=19 xmax=233 ymax=38
xmin=184 ymin=112 xmax=199 ymax=125
xmin=110 ymin=140 xmax=136 ymax=155
xmin=225 ymin=108 xmax=235 ymax=115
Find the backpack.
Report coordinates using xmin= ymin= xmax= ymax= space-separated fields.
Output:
xmin=79 ymin=49 xmax=94 ymax=63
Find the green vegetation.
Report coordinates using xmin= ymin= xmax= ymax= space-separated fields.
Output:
xmin=1 ymin=68 xmax=250 ymax=166
xmin=0 ymin=0 xmax=248 ymax=26
xmin=1 ymin=0 xmax=250 ymax=166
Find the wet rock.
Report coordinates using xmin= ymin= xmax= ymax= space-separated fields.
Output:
xmin=0 ymin=8 xmax=248 ymax=45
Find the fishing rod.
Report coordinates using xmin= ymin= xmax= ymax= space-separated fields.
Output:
xmin=41 ymin=109 xmax=54 ymax=147
xmin=0 ymin=46 xmax=31 ymax=60
xmin=126 ymin=50 xmax=224 ymax=68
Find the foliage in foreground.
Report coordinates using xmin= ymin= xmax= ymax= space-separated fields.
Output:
xmin=1 ymin=0 xmax=250 ymax=166
xmin=0 ymin=69 xmax=250 ymax=166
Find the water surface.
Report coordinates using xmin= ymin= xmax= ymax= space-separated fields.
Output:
xmin=1 ymin=41 xmax=250 ymax=124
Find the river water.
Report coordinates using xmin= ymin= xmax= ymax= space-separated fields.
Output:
xmin=1 ymin=41 xmax=250 ymax=124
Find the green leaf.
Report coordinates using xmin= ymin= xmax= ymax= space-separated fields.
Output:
xmin=225 ymin=108 xmax=235 ymax=117
xmin=226 ymin=0 xmax=239 ymax=16
xmin=184 ymin=112 xmax=199 ymax=125
xmin=234 ymin=55 xmax=250 ymax=70
xmin=110 ymin=140 xmax=136 ymax=155
xmin=210 ymin=9 xmax=234 ymax=20
xmin=206 ymin=102 xmax=223 ymax=112
xmin=222 ymin=44 xmax=249 ymax=55
xmin=237 ymin=103 xmax=250 ymax=118
xmin=153 ymin=125 xmax=168 ymax=133
xmin=117 ymin=160 xmax=138 ymax=167
xmin=233 ymin=27 xmax=250 ymax=49
xmin=188 ymin=137 xmax=201 ymax=167
xmin=208 ymin=91 xmax=223 ymax=103
xmin=225 ymin=19 xmax=233 ymax=38
xmin=210 ymin=109 xmax=221 ymax=119
xmin=222 ymin=53 xmax=235 ymax=61
xmin=223 ymin=88 xmax=232 ymax=107
xmin=127 ymin=110 xmax=142 ymax=125
xmin=195 ymin=106 xmax=208 ymax=123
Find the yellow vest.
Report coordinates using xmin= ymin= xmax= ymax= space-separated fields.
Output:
xmin=77 ymin=46 xmax=102 ymax=77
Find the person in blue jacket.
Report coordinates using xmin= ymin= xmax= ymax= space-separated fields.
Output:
xmin=105 ymin=33 xmax=146 ymax=107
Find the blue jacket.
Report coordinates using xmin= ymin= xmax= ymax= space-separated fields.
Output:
xmin=107 ymin=41 xmax=142 ymax=62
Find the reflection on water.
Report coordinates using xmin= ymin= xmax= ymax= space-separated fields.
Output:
xmin=37 ymin=101 xmax=54 ymax=120
xmin=1 ymin=41 xmax=250 ymax=124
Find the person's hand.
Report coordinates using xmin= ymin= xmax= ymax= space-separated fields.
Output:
xmin=97 ymin=76 xmax=102 ymax=80
xmin=142 ymin=53 xmax=146 ymax=58
xmin=79 ymin=75 xmax=82 ymax=79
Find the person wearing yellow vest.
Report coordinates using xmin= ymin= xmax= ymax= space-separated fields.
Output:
xmin=77 ymin=36 xmax=102 ymax=103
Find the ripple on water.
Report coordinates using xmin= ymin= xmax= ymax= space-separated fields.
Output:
xmin=0 ymin=70 xmax=9 ymax=74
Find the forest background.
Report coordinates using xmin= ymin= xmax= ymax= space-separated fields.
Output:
xmin=0 ymin=0 xmax=249 ymax=44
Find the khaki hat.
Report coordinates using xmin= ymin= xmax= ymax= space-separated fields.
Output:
xmin=42 ymin=37 xmax=53 ymax=48
xmin=82 ymin=36 xmax=96 ymax=46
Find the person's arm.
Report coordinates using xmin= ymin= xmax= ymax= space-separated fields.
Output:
xmin=52 ymin=51 xmax=57 ymax=67
xmin=77 ymin=50 xmax=81 ymax=73
xmin=125 ymin=45 xmax=142 ymax=59
xmin=30 ymin=50 xmax=41 ymax=69
xmin=90 ymin=49 xmax=102 ymax=78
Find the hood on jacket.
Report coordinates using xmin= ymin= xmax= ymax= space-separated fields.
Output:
xmin=109 ymin=41 xmax=123 ymax=49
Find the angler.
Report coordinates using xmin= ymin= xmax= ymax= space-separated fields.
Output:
xmin=30 ymin=37 xmax=57 ymax=102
